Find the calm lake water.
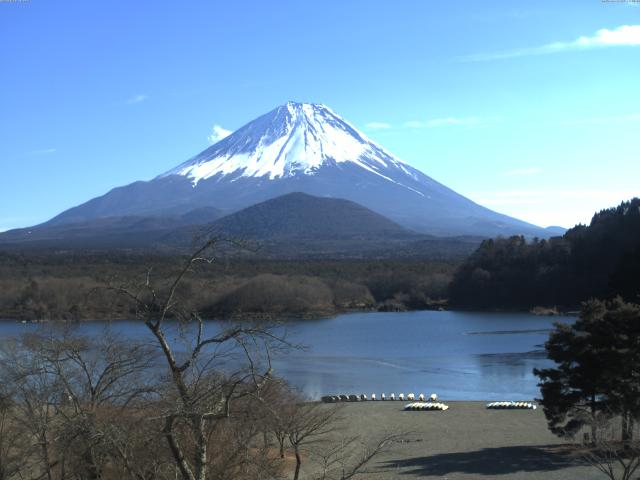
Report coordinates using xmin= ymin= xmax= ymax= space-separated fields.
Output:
xmin=0 ymin=311 xmax=572 ymax=401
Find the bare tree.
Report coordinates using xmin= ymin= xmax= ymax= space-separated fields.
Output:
xmin=0 ymin=328 xmax=162 ymax=480
xmin=112 ymin=238 xmax=288 ymax=480
xmin=583 ymin=415 xmax=640 ymax=480
xmin=285 ymin=401 xmax=341 ymax=480
xmin=1 ymin=334 xmax=66 ymax=480
xmin=0 ymin=389 xmax=28 ymax=480
xmin=35 ymin=330 xmax=158 ymax=479
xmin=258 ymin=379 xmax=294 ymax=460
xmin=263 ymin=390 xmax=405 ymax=480
xmin=0 ymin=237 xmax=399 ymax=480
xmin=309 ymin=431 xmax=405 ymax=480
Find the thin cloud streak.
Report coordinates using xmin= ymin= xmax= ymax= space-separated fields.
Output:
xmin=460 ymin=24 xmax=640 ymax=62
xmin=125 ymin=94 xmax=149 ymax=104
xmin=27 ymin=148 xmax=57 ymax=155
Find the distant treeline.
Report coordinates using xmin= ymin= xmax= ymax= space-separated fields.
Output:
xmin=6 ymin=199 xmax=638 ymax=320
xmin=449 ymin=198 xmax=640 ymax=310
xmin=0 ymin=253 xmax=455 ymax=320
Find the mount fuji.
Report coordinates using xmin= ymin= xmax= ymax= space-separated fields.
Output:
xmin=15 ymin=102 xmax=550 ymax=242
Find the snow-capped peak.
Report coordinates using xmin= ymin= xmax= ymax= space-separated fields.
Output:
xmin=161 ymin=102 xmax=417 ymax=185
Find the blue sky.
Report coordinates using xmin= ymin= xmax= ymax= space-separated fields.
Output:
xmin=1 ymin=0 xmax=639 ymax=230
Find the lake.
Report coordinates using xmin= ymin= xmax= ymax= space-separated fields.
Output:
xmin=0 ymin=310 xmax=571 ymax=401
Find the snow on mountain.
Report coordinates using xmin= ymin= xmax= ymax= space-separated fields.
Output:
xmin=161 ymin=102 xmax=423 ymax=195
xmin=36 ymin=101 xmax=551 ymax=238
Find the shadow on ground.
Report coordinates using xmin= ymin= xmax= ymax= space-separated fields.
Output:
xmin=381 ymin=444 xmax=582 ymax=476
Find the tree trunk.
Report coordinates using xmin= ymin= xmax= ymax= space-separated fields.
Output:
xmin=622 ymin=410 xmax=631 ymax=449
xmin=83 ymin=447 xmax=100 ymax=480
xmin=164 ymin=417 xmax=195 ymax=480
xmin=590 ymin=394 xmax=597 ymax=444
xmin=60 ymin=452 xmax=66 ymax=480
xmin=293 ymin=446 xmax=301 ymax=480
xmin=41 ymin=428 xmax=54 ymax=480
xmin=194 ymin=416 xmax=208 ymax=480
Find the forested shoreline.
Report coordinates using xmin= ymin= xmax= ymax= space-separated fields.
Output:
xmin=450 ymin=198 xmax=640 ymax=311
xmin=0 ymin=254 xmax=454 ymax=321
xmin=2 ymin=198 xmax=638 ymax=321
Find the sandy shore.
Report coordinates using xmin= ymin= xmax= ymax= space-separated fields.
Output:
xmin=301 ymin=401 xmax=601 ymax=480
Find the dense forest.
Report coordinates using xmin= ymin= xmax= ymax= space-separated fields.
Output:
xmin=0 ymin=253 xmax=455 ymax=320
xmin=449 ymin=198 xmax=640 ymax=310
xmin=3 ymin=199 xmax=639 ymax=320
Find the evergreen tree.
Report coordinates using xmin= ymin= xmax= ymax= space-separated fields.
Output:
xmin=597 ymin=298 xmax=640 ymax=445
xmin=534 ymin=298 xmax=640 ymax=444
xmin=450 ymin=198 xmax=640 ymax=310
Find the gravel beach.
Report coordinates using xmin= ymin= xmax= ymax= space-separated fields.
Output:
xmin=302 ymin=401 xmax=603 ymax=480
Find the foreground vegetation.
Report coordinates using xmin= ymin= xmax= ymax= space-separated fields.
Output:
xmin=0 ymin=331 xmax=401 ymax=480
xmin=0 ymin=241 xmax=399 ymax=480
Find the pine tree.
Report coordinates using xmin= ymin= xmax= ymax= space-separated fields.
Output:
xmin=534 ymin=298 xmax=640 ymax=444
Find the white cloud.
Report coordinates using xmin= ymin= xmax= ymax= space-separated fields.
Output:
xmin=364 ymin=122 xmax=392 ymax=130
xmin=503 ymin=167 xmax=542 ymax=177
xmin=461 ymin=24 xmax=640 ymax=61
xmin=573 ymin=24 xmax=640 ymax=47
xmin=208 ymin=124 xmax=232 ymax=144
xmin=125 ymin=94 xmax=148 ymax=104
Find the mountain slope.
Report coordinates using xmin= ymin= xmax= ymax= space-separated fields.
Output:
xmin=26 ymin=102 xmax=547 ymax=238
xmin=209 ymin=192 xmax=410 ymax=239
xmin=162 ymin=192 xmax=480 ymax=258
xmin=0 ymin=193 xmax=481 ymax=258
xmin=0 ymin=207 xmax=223 ymax=248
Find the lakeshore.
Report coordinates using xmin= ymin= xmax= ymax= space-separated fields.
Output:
xmin=312 ymin=401 xmax=598 ymax=479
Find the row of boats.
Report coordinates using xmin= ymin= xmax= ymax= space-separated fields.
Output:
xmin=404 ymin=401 xmax=537 ymax=412
xmin=321 ymin=393 xmax=438 ymax=403
xmin=320 ymin=395 xmax=538 ymax=411
xmin=404 ymin=402 xmax=449 ymax=411
xmin=485 ymin=401 xmax=537 ymax=410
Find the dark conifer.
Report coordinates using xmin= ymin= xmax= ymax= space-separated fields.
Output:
xmin=535 ymin=298 xmax=640 ymax=444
